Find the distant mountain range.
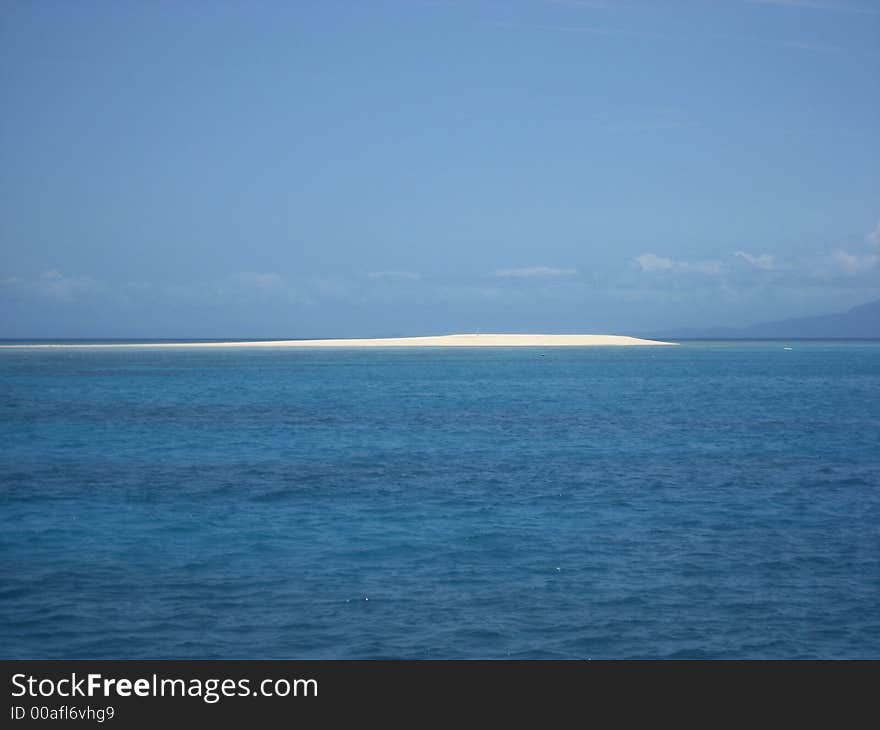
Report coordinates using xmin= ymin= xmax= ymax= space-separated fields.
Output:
xmin=658 ymin=298 xmax=880 ymax=339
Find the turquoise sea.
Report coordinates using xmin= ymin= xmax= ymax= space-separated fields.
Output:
xmin=1 ymin=341 xmax=878 ymax=659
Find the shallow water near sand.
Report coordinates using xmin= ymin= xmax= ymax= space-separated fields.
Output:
xmin=2 ymin=341 xmax=878 ymax=659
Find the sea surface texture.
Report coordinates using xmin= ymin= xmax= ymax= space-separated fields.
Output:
xmin=2 ymin=342 xmax=878 ymax=659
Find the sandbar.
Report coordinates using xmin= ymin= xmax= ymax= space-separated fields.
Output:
xmin=1 ymin=334 xmax=676 ymax=349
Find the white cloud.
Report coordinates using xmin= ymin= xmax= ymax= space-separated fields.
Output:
xmin=366 ymin=271 xmax=421 ymax=280
xmin=814 ymin=220 xmax=880 ymax=278
xmin=830 ymin=249 xmax=879 ymax=275
xmin=633 ymin=254 xmax=675 ymax=273
xmin=633 ymin=254 xmax=723 ymax=275
xmin=5 ymin=270 xmax=100 ymax=301
xmin=734 ymin=251 xmax=775 ymax=270
xmin=866 ymin=220 xmax=880 ymax=248
xmin=494 ymin=266 xmax=578 ymax=278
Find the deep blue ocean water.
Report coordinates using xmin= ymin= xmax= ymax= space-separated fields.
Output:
xmin=1 ymin=341 xmax=878 ymax=659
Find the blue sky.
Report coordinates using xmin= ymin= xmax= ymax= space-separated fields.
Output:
xmin=1 ymin=0 xmax=878 ymax=337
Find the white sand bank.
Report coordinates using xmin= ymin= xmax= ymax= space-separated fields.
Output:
xmin=1 ymin=334 xmax=676 ymax=349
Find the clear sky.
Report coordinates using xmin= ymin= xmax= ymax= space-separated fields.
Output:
xmin=1 ymin=0 xmax=878 ymax=338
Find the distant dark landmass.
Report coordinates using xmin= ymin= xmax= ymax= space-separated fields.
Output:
xmin=657 ymin=298 xmax=880 ymax=339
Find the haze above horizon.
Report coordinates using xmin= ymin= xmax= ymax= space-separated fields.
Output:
xmin=1 ymin=0 xmax=878 ymax=338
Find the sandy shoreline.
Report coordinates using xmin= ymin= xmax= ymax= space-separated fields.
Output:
xmin=0 ymin=334 xmax=676 ymax=349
